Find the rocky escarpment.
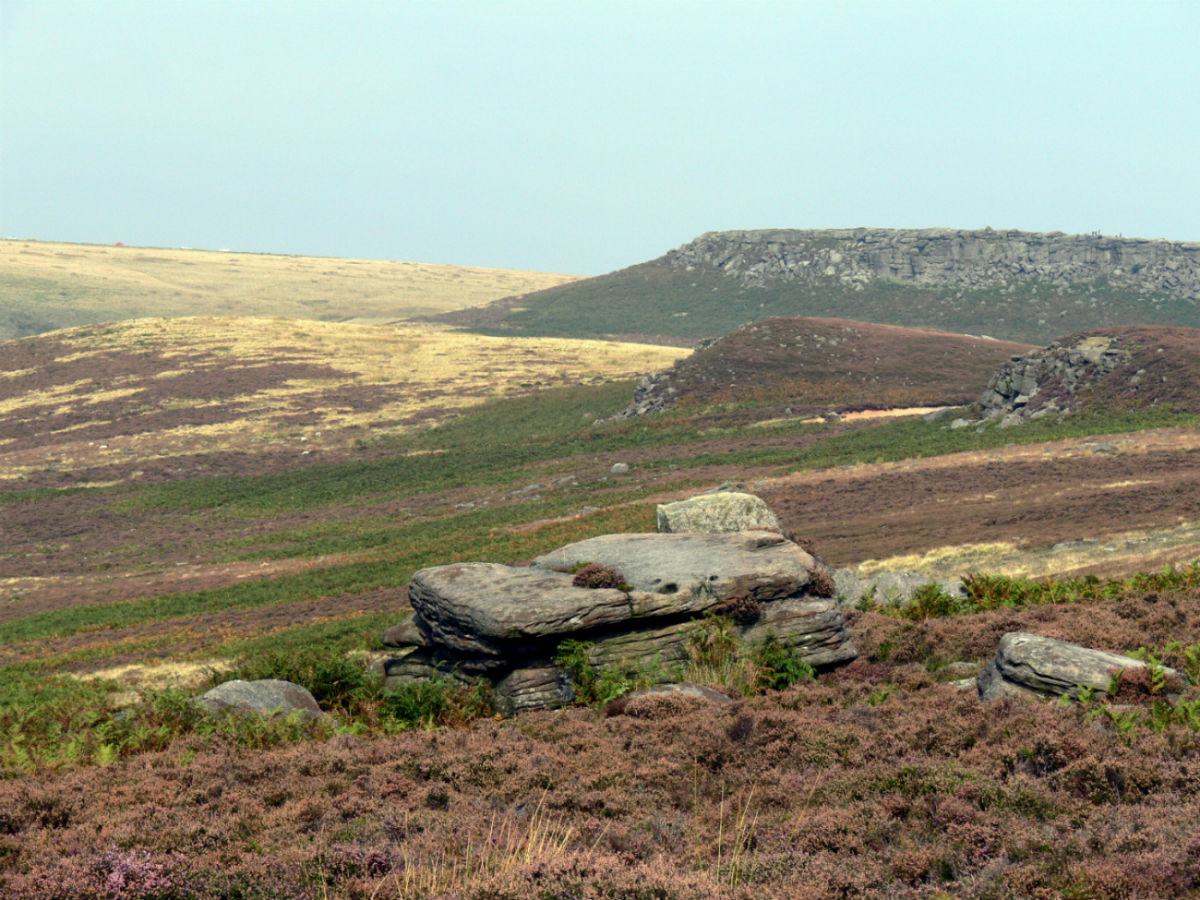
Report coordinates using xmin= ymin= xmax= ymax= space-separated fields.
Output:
xmin=666 ymin=228 xmax=1200 ymax=301
xmin=439 ymin=227 xmax=1200 ymax=346
xmin=953 ymin=325 xmax=1200 ymax=428
xmin=975 ymin=335 xmax=1128 ymax=426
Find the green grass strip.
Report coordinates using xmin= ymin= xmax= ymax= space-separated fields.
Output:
xmin=0 ymin=501 xmax=657 ymax=647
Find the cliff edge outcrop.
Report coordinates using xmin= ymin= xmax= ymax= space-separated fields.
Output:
xmin=444 ymin=228 xmax=1200 ymax=345
xmin=665 ymin=228 xmax=1200 ymax=301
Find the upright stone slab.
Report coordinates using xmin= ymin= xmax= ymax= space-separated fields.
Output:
xmin=656 ymin=492 xmax=784 ymax=535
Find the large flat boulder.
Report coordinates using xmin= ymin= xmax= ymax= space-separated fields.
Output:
xmin=656 ymin=492 xmax=784 ymax=535
xmin=407 ymin=562 xmax=630 ymax=656
xmin=977 ymin=632 xmax=1184 ymax=702
xmin=532 ymin=531 xmax=816 ymax=600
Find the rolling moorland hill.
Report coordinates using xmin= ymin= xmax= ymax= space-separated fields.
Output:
xmin=0 ymin=316 xmax=687 ymax=490
xmin=0 ymin=239 xmax=581 ymax=340
xmin=615 ymin=316 xmax=1032 ymax=419
xmin=8 ymin=304 xmax=1200 ymax=894
xmin=439 ymin=227 xmax=1200 ymax=345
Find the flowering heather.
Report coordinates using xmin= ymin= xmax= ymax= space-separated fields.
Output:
xmin=5 ymin=589 xmax=1200 ymax=897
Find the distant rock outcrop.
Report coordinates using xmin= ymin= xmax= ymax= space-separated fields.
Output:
xmin=441 ymin=228 xmax=1200 ymax=345
xmin=954 ymin=325 xmax=1200 ymax=428
xmin=666 ymin=228 xmax=1200 ymax=301
xmin=614 ymin=316 xmax=1030 ymax=419
xmin=378 ymin=529 xmax=856 ymax=714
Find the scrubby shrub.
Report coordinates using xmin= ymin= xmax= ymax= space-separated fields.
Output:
xmin=687 ymin=615 xmax=740 ymax=670
xmin=379 ymin=679 xmax=493 ymax=730
xmin=752 ymin=635 xmax=816 ymax=691
xmin=554 ymin=639 xmax=631 ymax=706
xmin=715 ymin=591 xmax=762 ymax=624
xmin=900 ymin=582 xmax=965 ymax=620
xmin=808 ymin=569 xmax=836 ymax=598
xmin=571 ymin=562 xmax=629 ymax=590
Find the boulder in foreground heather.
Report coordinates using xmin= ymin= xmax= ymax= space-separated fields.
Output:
xmin=196 ymin=679 xmax=323 ymax=720
xmin=656 ymin=491 xmax=785 ymax=535
xmin=382 ymin=529 xmax=855 ymax=713
xmin=977 ymin=632 xmax=1185 ymax=702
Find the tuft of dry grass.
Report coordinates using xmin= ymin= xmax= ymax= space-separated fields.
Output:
xmin=855 ymin=519 xmax=1200 ymax=581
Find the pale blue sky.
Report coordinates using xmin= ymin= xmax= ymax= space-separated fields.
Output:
xmin=2 ymin=1 xmax=1197 ymax=274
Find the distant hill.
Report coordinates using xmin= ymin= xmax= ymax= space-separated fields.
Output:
xmin=614 ymin=316 xmax=1032 ymax=419
xmin=0 ymin=240 xmax=580 ymax=340
xmin=439 ymin=228 xmax=1200 ymax=345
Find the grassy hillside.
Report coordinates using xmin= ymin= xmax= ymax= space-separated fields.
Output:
xmin=440 ymin=260 xmax=1198 ymax=346
xmin=0 ymin=239 xmax=581 ymax=340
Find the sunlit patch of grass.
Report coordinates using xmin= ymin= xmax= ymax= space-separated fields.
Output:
xmin=858 ymin=519 xmax=1200 ymax=581
xmin=0 ymin=238 xmax=582 ymax=337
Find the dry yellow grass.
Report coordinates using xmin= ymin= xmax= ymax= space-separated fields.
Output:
xmin=0 ymin=316 xmax=688 ymax=484
xmin=0 ymin=239 xmax=581 ymax=338
xmin=854 ymin=520 xmax=1200 ymax=580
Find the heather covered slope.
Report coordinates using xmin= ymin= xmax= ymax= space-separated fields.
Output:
xmin=8 ymin=310 xmax=1200 ymax=896
xmin=0 ymin=239 xmax=581 ymax=340
xmin=620 ymin=316 xmax=1032 ymax=418
xmin=440 ymin=228 xmax=1200 ymax=344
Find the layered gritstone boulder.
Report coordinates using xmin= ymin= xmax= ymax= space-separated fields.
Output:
xmin=378 ymin=530 xmax=857 ymax=714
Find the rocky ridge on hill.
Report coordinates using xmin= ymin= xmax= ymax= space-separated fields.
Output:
xmin=952 ymin=325 xmax=1200 ymax=428
xmin=666 ymin=228 xmax=1200 ymax=301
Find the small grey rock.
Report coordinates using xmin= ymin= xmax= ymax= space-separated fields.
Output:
xmin=196 ymin=679 xmax=323 ymax=720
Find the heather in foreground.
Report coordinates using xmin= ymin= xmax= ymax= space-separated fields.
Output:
xmin=7 ymin=587 xmax=1200 ymax=899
